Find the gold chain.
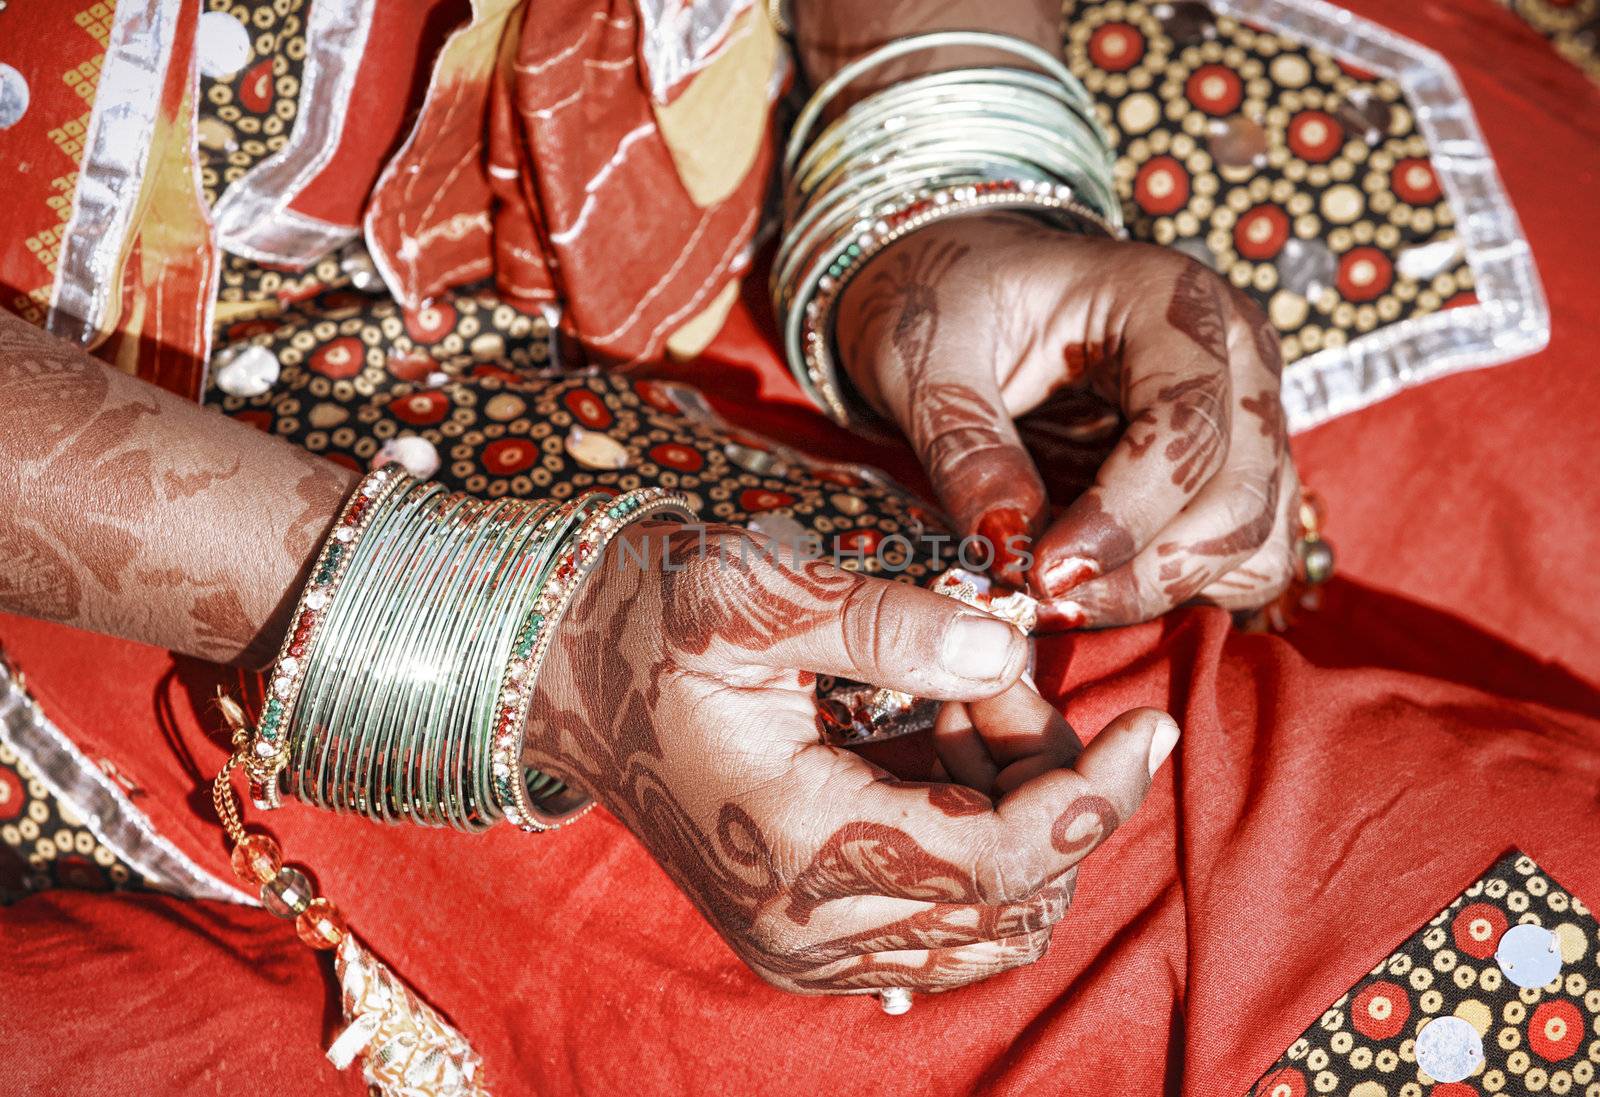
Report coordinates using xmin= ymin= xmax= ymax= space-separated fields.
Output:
xmin=213 ymin=753 xmax=248 ymax=845
xmin=212 ymin=689 xmax=253 ymax=845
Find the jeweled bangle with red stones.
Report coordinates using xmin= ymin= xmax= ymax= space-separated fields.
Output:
xmin=245 ymin=463 xmax=411 ymax=809
xmin=490 ymin=487 xmax=696 ymax=831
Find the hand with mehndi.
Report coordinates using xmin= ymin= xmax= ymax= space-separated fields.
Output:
xmin=835 ymin=215 xmax=1301 ymax=629
xmin=525 ymin=522 xmax=1179 ymax=994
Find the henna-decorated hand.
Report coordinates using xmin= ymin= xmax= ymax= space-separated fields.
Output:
xmin=836 ymin=216 xmax=1300 ymax=629
xmin=526 ymin=523 xmax=1179 ymax=995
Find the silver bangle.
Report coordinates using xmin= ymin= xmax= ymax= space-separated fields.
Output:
xmin=774 ymin=32 xmax=1122 ymax=425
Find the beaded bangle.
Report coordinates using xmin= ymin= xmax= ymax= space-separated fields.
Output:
xmin=492 ymin=487 xmax=695 ymax=831
xmin=246 ymin=463 xmax=410 ymax=809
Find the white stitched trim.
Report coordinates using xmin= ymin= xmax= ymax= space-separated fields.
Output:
xmin=0 ymin=662 xmax=254 ymax=905
xmin=1214 ymin=0 xmax=1549 ymax=433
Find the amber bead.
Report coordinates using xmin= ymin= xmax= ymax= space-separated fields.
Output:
xmin=295 ymin=898 xmax=347 ymax=950
xmin=231 ymin=833 xmax=282 ymax=885
xmin=261 ymin=866 xmax=314 ymax=919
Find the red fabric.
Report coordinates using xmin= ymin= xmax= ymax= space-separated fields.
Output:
xmin=4 ymin=2 xmax=1600 ymax=1094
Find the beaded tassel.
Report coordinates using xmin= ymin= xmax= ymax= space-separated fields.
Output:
xmin=214 ymin=696 xmax=491 ymax=1097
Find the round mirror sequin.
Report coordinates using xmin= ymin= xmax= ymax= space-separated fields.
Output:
xmin=565 ymin=426 xmax=629 ymax=470
xmin=0 ymin=63 xmax=29 ymax=129
xmin=1414 ymin=1016 xmax=1483 ymax=1083
xmin=1208 ymin=116 xmax=1268 ymax=169
xmin=1495 ymin=922 xmax=1563 ymax=988
xmin=215 ymin=345 xmax=281 ymax=398
xmin=1277 ymin=238 xmax=1338 ymax=298
xmin=196 ymin=11 xmax=252 ymax=79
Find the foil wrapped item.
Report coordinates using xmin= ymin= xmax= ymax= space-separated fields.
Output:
xmin=815 ymin=569 xmax=1039 ymax=745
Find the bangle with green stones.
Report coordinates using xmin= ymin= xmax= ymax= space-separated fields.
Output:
xmin=246 ymin=462 xmax=411 ymax=809
xmin=286 ymin=482 xmax=540 ymax=828
xmin=491 ymin=488 xmax=696 ymax=831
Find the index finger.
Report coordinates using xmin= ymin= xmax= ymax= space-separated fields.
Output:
xmin=1033 ymin=258 xmax=1233 ymax=602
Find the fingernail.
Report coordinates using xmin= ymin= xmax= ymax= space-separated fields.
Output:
xmin=1039 ymin=555 xmax=1099 ymax=598
xmin=1146 ymin=715 xmax=1180 ymax=777
xmin=1038 ymin=599 xmax=1089 ymax=629
xmin=976 ymin=507 xmax=1031 ymax=586
xmin=942 ymin=613 xmax=1020 ymax=682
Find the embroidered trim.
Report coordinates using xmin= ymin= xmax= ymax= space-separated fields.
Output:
xmin=210 ymin=0 xmax=375 ymax=265
xmin=48 ymin=0 xmax=185 ymax=347
xmin=1215 ymin=0 xmax=1550 ymax=433
xmin=0 ymin=658 xmax=253 ymax=906
xmin=636 ymin=0 xmax=754 ymax=103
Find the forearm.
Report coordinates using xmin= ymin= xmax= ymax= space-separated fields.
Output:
xmin=0 ymin=311 xmax=357 ymax=665
xmin=792 ymin=0 xmax=1058 ymax=96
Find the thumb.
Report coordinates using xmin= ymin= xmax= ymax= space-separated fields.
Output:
xmin=1069 ymin=707 xmax=1180 ymax=831
xmin=745 ymin=563 xmax=1030 ymax=701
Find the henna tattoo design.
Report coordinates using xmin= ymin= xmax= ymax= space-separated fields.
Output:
xmin=1159 ymin=375 xmax=1228 ymax=493
xmin=787 ymin=821 xmax=977 ymax=925
xmin=1166 ymin=262 xmax=1228 ymax=362
xmin=0 ymin=310 xmax=356 ymax=661
xmin=1050 ymin=795 xmax=1120 ymax=861
xmin=283 ymin=451 xmax=352 ymax=562
xmin=162 ymin=457 xmax=242 ymax=500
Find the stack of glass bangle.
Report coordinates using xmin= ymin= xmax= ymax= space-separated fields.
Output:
xmin=243 ymin=463 xmax=694 ymax=833
xmin=774 ymin=31 xmax=1126 ymax=424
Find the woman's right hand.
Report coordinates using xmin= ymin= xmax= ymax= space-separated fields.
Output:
xmin=526 ymin=522 xmax=1179 ymax=995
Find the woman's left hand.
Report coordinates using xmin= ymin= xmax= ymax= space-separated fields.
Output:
xmin=835 ymin=215 xmax=1300 ymax=629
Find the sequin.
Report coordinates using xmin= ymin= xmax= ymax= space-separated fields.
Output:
xmin=1495 ymin=923 xmax=1563 ymax=988
xmin=1277 ymin=238 xmax=1338 ymax=298
xmin=565 ymin=426 xmax=629 ymax=470
xmin=196 ymin=11 xmax=252 ymax=79
xmin=0 ymin=64 xmax=29 ymax=130
xmin=1413 ymin=1016 xmax=1483 ymax=1083
xmin=1207 ymin=116 xmax=1269 ymax=168
xmin=831 ymin=493 xmax=867 ymax=516
xmin=725 ymin=442 xmax=787 ymax=476
xmin=1155 ymin=1 xmax=1215 ymax=46
xmin=747 ymin=512 xmax=809 ymax=551
xmin=374 ymin=435 xmax=440 ymax=478
xmin=1335 ymin=89 xmax=1395 ymax=144
xmin=1397 ymin=238 xmax=1464 ymax=280
xmin=213 ymin=345 xmax=281 ymax=398
xmin=338 ymin=244 xmax=383 ymax=293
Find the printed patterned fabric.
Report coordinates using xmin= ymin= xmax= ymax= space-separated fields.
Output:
xmin=1065 ymin=0 xmax=1473 ymax=369
xmin=197 ymin=0 xmax=315 ymax=308
xmin=1250 ymin=851 xmax=1600 ymax=1096
xmin=0 ymin=3 xmax=115 ymax=326
xmin=0 ymin=716 xmax=151 ymax=904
